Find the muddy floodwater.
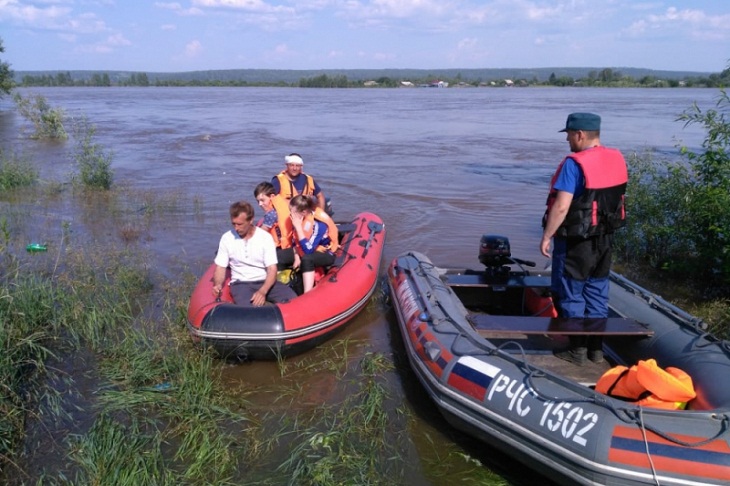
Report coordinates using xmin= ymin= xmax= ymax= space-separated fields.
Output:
xmin=0 ymin=86 xmax=715 ymax=484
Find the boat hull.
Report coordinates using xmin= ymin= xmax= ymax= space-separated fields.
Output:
xmin=187 ymin=212 xmax=385 ymax=360
xmin=388 ymin=250 xmax=730 ymax=486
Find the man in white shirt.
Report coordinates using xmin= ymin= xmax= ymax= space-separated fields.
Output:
xmin=212 ymin=201 xmax=296 ymax=307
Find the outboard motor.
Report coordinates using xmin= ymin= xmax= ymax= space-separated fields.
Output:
xmin=478 ymin=234 xmax=512 ymax=273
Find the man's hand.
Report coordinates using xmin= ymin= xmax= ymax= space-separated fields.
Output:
xmin=250 ymin=289 xmax=266 ymax=307
xmin=540 ymin=235 xmax=552 ymax=258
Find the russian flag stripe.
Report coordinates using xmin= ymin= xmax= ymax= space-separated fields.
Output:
xmin=448 ymin=357 xmax=501 ymax=402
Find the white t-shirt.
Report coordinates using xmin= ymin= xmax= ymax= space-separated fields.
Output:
xmin=214 ymin=226 xmax=278 ymax=283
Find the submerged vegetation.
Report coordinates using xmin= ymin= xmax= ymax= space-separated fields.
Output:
xmin=0 ymin=183 xmax=487 ymax=483
xmin=11 ymin=92 xmax=115 ymax=190
xmin=0 ymin=150 xmax=38 ymax=190
xmin=72 ymin=116 xmax=114 ymax=190
xmin=0 ymin=184 xmax=402 ymax=484
xmin=13 ymin=92 xmax=67 ymax=140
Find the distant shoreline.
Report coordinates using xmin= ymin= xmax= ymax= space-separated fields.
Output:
xmin=12 ymin=66 xmax=724 ymax=89
xmin=13 ymin=66 xmax=715 ymax=83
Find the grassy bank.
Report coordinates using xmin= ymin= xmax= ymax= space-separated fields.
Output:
xmin=1 ymin=174 xmax=508 ymax=485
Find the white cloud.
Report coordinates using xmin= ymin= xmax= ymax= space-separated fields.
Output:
xmin=456 ymin=37 xmax=477 ymax=51
xmin=106 ymin=33 xmax=131 ymax=46
xmin=273 ymin=43 xmax=290 ymax=55
xmin=155 ymin=2 xmax=204 ymax=15
xmin=626 ymin=7 xmax=730 ymax=41
xmin=372 ymin=51 xmax=396 ymax=61
xmin=72 ymin=31 xmax=131 ymax=56
xmin=185 ymin=39 xmax=203 ymax=57
xmin=0 ymin=0 xmax=72 ymax=27
xmin=67 ymin=12 xmax=108 ymax=34
xmin=191 ymin=0 xmax=294 ymax=14
xmin=155 ymin=2 xmax=183 ymax=10
xmin=524 ymin=3 xmax=565 ymax=21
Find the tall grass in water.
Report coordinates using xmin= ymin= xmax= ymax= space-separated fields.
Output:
xmin=48 ymin=247 xmax=252 ymax=484
xmin=277 ymin=351 xmax=407 ymax=485
xmin=0 ymin=150 xmax=38 ymax=191
xmin=0 ymin=269 xmax=64 ymax=477
xmin=0 ymin=184 xmax=259 ymax=484
xmin=67 ymin=342 xmax=251 ymax=485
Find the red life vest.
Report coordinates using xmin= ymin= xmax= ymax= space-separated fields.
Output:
xmin=276 ymin=171 xmax=316 ymax=200
xmin=544 ymin=146 xmax=628 ymax=238
xmin=595 ymin=359 xmax=696 ymax=410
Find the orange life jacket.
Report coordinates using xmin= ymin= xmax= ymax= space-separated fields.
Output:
xmin=595 ymin=359 xmax=696 ymax=410
xmin=313 ymin=206 xmax=339 ymax=253
xmin=293 ymin=211 xmax=338 ymax=254
xmin=266 ymin=195 xmax=293 ymax=249
xmin=276 ymin=171 xmax=316 ymax=200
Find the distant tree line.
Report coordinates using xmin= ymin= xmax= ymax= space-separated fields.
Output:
xmin=544 ymin=67 xmax=730 ymax=88
xmin=12 ymin=67 xmax=730 ymax=89
xmin=20 ymin=71 xmax=150 ymax=87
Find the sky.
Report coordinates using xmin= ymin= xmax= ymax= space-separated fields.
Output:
xmin=0 ymin=0 xmax=728 ymax=73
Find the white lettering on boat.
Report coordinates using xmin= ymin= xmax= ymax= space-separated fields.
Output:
xmin=486 ymin=375 xmax=534 ymax=417
xmin=486 ymin=374 xmax=598 ymax=446
xmin=540 ymin=401 xmax=597 ymax=446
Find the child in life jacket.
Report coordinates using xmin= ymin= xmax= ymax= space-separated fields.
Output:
xmin=254 ymin=181 xmax=293 ymax=270
xmin=285 ymin=195 xmax=339 ymax=293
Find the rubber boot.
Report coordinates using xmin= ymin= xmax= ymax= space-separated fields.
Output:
xmin=554 ymin=336 xmax=587 ymax=365
xmin=587 ymin=336 xmax=604 ymax=364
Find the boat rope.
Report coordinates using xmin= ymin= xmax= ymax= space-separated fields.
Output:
xmin=689 ymin=330 xmax=730 ymax=355
xmin=637 ymin=407 xmax=662 ymax=486
xmin=611 ymin=271 xmax=707 ymax=329
xmin=626 ymin=409 xmax=730 ymax=447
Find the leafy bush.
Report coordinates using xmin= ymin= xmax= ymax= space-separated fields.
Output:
xmin=616 ymin=89 xmax=730 ymax=291
xmin=72 ymin=117 xmax=114 ymax=190
xmin=0 ymin=150 xmax=38 ymax=190
xmin=0 ymin=38 xmax=11 ymax=98
xmin=13 ymin=92 xmax=67 ymax=139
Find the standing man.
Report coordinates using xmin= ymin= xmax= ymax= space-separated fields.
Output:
xmin=212 ymin=201 xmax=296 ymax=307
xmin=540 ymin=113 xmax=628 ymax=365
xmin=271 ymin=153 xmax=328 ymax=212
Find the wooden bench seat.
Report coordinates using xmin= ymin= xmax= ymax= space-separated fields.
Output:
xmin=469 ymin=315 xmax=653 ymax=337
xmin=444 ymin=273 xmax=551 ymax=289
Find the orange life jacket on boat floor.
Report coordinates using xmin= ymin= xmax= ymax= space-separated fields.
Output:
xmin=595 ymin=358 xmax=696 ymax=410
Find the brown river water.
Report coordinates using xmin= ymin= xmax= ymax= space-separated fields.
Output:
xmin=0 ymin=86 xmax=715 ymax=484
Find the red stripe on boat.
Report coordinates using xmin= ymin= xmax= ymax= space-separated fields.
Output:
xmin=608 ymin=425 xmax=730 ymax=480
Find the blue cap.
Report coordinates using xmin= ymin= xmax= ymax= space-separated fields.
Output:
xmin=559 ymin=112 xmax=601 ymax=132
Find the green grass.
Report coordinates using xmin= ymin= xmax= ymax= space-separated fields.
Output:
xmin=273 ymin=351 xmax=408 ymax=486
xmin=0 ymin=150 xmax=38 ymax=191
xmin=0 ymin=270 xmax=63 ymax=477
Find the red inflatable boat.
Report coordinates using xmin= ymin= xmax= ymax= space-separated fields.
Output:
xmin=187 ymin=212 xmax=385 ymax=360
